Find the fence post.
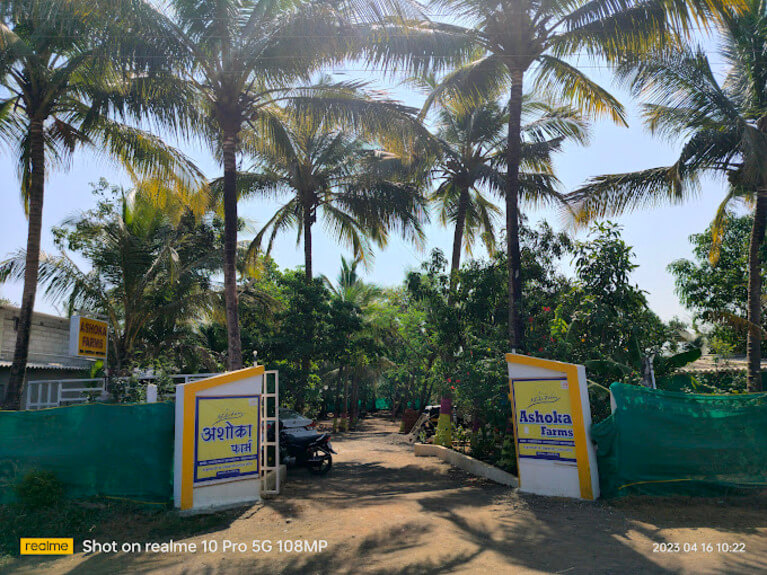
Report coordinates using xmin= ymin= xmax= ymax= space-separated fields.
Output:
xmin=146 ymin=384 xmax=158 ymax=403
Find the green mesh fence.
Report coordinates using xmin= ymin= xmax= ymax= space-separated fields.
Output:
xmin=0 ymin=402 xmax=174 ymax=505
xmin=592 ymin=383 xmax=767 ymax=498
xmin=325 ymin=398 xmax=410 ymax=412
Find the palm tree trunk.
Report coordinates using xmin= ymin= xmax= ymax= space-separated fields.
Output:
xmin=332 ymin=366 xmax=343 ymax=430
xmin=3 ymin=119 xmax=46 ymax=410
xmin=300 ymin=206 xmax=313 ymax=400
xmin=343 ymin=374 xmax=350 ymax=418
xmin=351 ymin=378 xmax=359 ymax=425
xmin=506 ymin=68 xmax=525 ymax=352
xmin=747 ymin=190 xmax=767 ymax=392
xmin=449 ymin=188 xmax=470 ymax=300
xmin=222 ymin=127 xmax=243 ymax=371
xmin=303 ymin=207 xmax=313 ymax=280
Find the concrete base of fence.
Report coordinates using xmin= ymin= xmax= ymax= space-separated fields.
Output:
xmin=414 ymin=443 xmax=519 ymax=487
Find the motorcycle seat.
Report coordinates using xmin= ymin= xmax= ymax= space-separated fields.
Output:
xmin=282 ymin=431 xmax=326 ymax=447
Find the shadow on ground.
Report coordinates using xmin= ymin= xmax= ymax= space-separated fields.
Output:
xmin=5 ymin=416 xmax=766 ymax=575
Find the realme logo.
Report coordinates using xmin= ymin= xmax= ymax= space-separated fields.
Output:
xmin=20 ymin=538 xmax=74 ymax=555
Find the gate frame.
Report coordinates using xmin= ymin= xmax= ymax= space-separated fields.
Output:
xmin=260 ymin=370 xmax=280 ymax=495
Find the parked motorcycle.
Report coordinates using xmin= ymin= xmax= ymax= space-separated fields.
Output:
xmin=271 ymin=423 xmax=336 ymax=474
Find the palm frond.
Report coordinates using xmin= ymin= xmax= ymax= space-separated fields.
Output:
xmin=534 ymin=55 xmax=627 ymax=126
xmin=708 ymin=186 xmax=751 ymax=265
xmin=420 ymin=53 xmax=509 ymax=118
xmin=568 ymin=164 xmax=698 ymax=223
xmin=355 ymin=19 xmax=479 ymax=78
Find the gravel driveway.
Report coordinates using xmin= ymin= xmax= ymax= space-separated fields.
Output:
xmin=9 ymin=416 xmax=767 ymax=574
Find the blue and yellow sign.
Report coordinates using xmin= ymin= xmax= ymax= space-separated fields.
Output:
xmin=511 ymin=378 xmax=576 ymax=463
xmin=194 ymin=395 xmax=260 ymax=483
xmin=506 ymin=354 xmax=599 ymax=500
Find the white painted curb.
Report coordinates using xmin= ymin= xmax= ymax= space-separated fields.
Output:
xmin=414 ymin=443 xmax=518 ymax=487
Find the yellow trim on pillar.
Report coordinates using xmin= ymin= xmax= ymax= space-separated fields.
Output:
xmin=180 ymin=366 xmax=266 ymax=510
xmin=505 ymin=354 xmax=594 ymax=500
xmin=508 ymin=385 xmax=522 ymax=489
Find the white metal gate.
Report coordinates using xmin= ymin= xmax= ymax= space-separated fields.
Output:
xmin=260 ymin=370 xmax=280 ymax=495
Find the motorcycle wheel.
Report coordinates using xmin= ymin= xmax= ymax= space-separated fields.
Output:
xmin=309 ymin=449 xmax=332 ymax=474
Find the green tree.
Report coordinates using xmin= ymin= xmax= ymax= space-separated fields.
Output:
xmin=323 ymin=296 xmax=364 ymax=425
xmin=0 ymin=0 xmax=200 ymax=408
xmin=555 ymin=223 xmax=671 ymax=377
xmin=323 ymin=256 xmax=383 ymax=309
xmin=324 ymin=256 xmax=391 ymax=424
xmin=669 ymin=214 xmax=767 ymax=354
xmin=0 ymin=181 xmax=221 ymax=371
xmin=450 ymin=222 xmax=574 ymax=430
xmin=376 ymin=288 xmax=438 ymax=416
xmin=372 ymin=0 xmax=724 ymax=351
xmin=424 ymin=92 xmax=588 ymax=292
xmin=244 ymin=103 xmax=427 ymax=281
xmin=269 ymin=271 xmax=334 ymax=411
xmin=134 ymin=0 xmax=422 ymax=371
xmin=570 ymin=3 xmax=767 ymax=390
xmin=395 ymin=220 xmax=574 ymax=439
xmin=238 ymin=100 xmax=425 ymax=397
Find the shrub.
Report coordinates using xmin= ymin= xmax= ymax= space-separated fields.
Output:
xmin=589 ymin=385 xmax=613 ymax=424
xmin=469 ymin=425 xmax=499 ymax=463
xmin=496 ymin=434 xmax=517 ymax=474
xmin=15 ymin=470 xmax=64 ymax=509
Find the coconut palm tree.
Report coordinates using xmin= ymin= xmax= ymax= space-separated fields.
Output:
xmin=426 ymin=93 xmax=588 ymax=292
xmin=243 ymin=103 xmax=428 ymax=280
xmin=323 ymin=256 xmax=383 ymax=308
xmin=323 ymin=255 xmax=391 ymax=425
xmin=364 ymin=0 xmax=735 ymax=351
xmin=0 ymin=184 xmax=220 ymax=372
xmin=235 ymin=99 xmax=425 ymax=398
xmin=568 ymin=3 xmax=767 ymax=391
xmin=127 ymin=0 xmax=428 ymax=371
xmin=0 ymin=0 xmax=201 ymax=409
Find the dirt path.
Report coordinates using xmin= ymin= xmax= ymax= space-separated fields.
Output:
xmin=8 ymin=416 xmax=767 ymax=574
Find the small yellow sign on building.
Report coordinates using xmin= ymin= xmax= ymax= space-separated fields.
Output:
xmin=69 ymin=315 xmax=108 ymax=359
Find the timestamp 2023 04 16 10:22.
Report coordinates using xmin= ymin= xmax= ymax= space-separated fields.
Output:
xmin=652 ymin=542 xmax=746 ymax=554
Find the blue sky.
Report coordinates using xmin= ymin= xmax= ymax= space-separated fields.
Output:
xmin=0 ymin=45 xmax=730 ymax=323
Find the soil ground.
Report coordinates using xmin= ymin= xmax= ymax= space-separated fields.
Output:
xmin=5 ymin=416 xmax=767 ymax=574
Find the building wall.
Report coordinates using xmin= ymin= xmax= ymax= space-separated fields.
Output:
xmin=0 ymin=305 xmax=95 ymax=403
xmin=2 ymin=305 xmax=87 ymax=365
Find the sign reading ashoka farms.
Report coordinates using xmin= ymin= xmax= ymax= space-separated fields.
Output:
xmin=174 ymin=366 xmax=267 ymax=512
xmin=512 ymin=378 xmax=576 ymax=463
xmin=69 ymin=315 xmax=108 ymax=359
xmin=194 ymin=395 xmax=260 ymax=482
xmin=506 ymin=354 xmax=600 ymax=500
